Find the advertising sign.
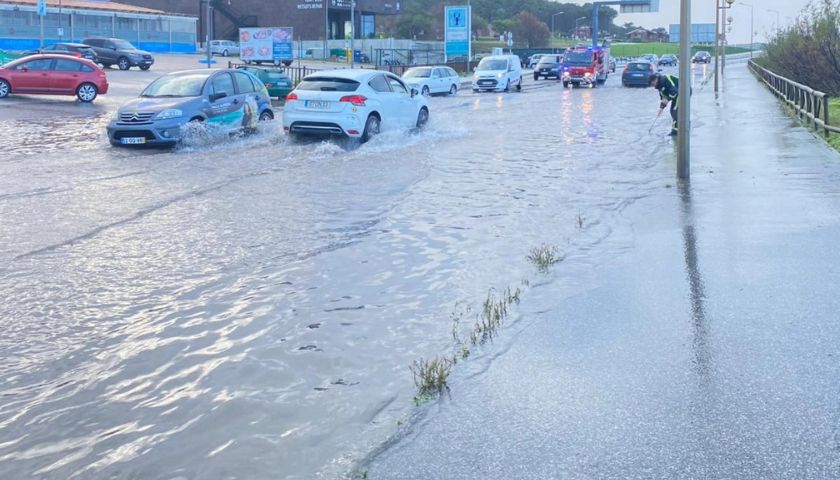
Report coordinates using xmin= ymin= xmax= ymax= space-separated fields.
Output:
xmin=444 ymin=5 xmax=471 ymax=61
xmin=239 ymin=27 xmax=294 ymax=64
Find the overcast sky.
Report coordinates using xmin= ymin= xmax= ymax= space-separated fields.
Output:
xmin=565 ymin=0 xmax=813 ymax=44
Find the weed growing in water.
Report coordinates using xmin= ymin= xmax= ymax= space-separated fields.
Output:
xmin=410 ymin=356 xmax=453 ymax=405
xmin=527 ymin=244 xmax=563 ymax=273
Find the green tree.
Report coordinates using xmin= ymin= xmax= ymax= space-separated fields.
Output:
xmin=513 ymin=11 xmax=550 ymax=47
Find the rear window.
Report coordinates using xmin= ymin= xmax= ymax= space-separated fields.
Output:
xmin=628 ymin=63 xmax=652 ymax=71
xmin=297 ymin=77 xmax=359 ymax=92
xmin=537 ymin=58 xmax=558 ymax=65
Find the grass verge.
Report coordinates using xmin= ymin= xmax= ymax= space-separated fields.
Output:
xmin=527 ymin=244 xmax=563 ymax=273
xmin=410 ymin=357 xmax=453 ymax=405
xmin=828 ymin=98 xmax=840 ymax=152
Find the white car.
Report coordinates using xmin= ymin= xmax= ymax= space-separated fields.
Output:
xmin=472 ymin=55 xmax=523 ymax=93
xmin=528 ymin=54 xmax=545 ymax=69
xmin=210 ymin=40 xmax=240 ymax=57
xmin=283 ymin=70 xmax=429 ymax=142
xmin=402 ymin=66 xmax=460 ymax=96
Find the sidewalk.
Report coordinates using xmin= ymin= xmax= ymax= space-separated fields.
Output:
xmin=365 ymin=65 xmax=840 ymax=478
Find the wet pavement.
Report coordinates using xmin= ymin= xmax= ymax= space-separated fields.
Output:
xmin=365 ymin=64 xmax=840 ymax=478
xmin=0 ymin=57 xmax=797 ymax=480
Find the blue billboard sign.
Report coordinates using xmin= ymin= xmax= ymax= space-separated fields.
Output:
xmin=669 ymin=24 xmax=716 ymax=43
xmin=445 ymin=5 xmax=471 ymax=61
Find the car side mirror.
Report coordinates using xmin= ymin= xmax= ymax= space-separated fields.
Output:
xmin=210 ymin=92 xmax=227 ymax=102
xmin=410 ymin=88 xmax=419 ymax=98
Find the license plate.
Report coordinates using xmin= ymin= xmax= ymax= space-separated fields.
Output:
xmin=632 ymin=73 xmax=643 ymax=77
xmin=120 ymin=137 xmax=146 ymax=145
xmin=305 ymin=100 xmax=330 ymax=109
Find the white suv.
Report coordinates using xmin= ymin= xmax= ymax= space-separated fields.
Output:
xmin=472 ymin=55 xmax=523 ymax=93
xmin=210 ymin=40 xmax=239 ymax=57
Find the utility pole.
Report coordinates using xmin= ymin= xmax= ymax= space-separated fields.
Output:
xmin=205 ymin=0 xmax=213 ymax=68
xmin=552 ymin=12 xmax=565 ymax=39
xmin=324 ymin=0 xmax=329 ymax=60
xmin=350 ymin=0 xmax=355 ymax=68
xmin=740 ymin=2 xmax=753 ymax=58
xmin=767 ymin=9 xmax=780 ymax=31
xmin=678 ymin=0 xmax=691 ymax=179
xmin=714 ymin=0 xmax=721 ymax=95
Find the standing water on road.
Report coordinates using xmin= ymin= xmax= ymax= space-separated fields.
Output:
xmin=0 ymin=75 xmax=677 ymax=478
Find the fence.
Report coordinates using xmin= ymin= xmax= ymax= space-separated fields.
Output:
xmin=748 ymin=60 xmax=839 ymax=137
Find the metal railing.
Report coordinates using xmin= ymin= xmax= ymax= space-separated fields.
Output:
xmin=748 ymin=60 xmax=839 ymax=137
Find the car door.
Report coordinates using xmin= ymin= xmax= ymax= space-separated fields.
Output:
xmin=205 ymin=72 xmax=240 ymax=128
xmin=385 ymin=74 xmax=415 ymax=127
xmin=11 ymin=58 xmax=55 ymax=93
xmin=50 ymin=58 xmax=85 ymax=93
xmin=233 ymin=71 xmax=261 ymax=129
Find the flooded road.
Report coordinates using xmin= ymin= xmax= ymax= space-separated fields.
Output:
xmin=0 ymin=64 xmax=694 ymax=479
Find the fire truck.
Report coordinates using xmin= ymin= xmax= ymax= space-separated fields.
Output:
xmin=561 ymin=45 xmax=611 ymax=88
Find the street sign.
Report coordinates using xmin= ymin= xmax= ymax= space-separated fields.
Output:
xmin=444 ymin=5 xmax=471 ymax=62
xmin=620 ymin=0 xmax=659 ymax=13
xmin=37 ymin=0 xmax=46 ymax=16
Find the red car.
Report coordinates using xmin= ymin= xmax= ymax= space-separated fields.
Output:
xmin=0 ymin=54 xmax=108 ymax=102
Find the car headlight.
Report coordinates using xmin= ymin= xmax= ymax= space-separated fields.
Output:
xmin=156 ymin=109 xmax=183 ymax=120
xmin=584 ymin=72 xmax=593 ymax=77
xmin=496 ymin=72 xmax=504 ymax=78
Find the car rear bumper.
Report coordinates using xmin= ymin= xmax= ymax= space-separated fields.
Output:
xmin=621 ymin=76 xmax=650 ymax=86
xmin=283 ymin=110 xmax=364 ymax=138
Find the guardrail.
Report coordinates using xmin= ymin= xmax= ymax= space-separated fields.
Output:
xmin=748 ymin=59 xmax=838 ymax=137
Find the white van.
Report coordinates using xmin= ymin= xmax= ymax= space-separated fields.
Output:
xmin=471 ymin=55 xmax=522 ymax=93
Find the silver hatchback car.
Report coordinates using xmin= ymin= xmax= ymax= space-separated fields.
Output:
xmin=107 ymin=69 xmax=274 ymax=147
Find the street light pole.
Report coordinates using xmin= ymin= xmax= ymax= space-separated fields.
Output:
xmin=767 ymin=9 xmax=780 ymax=31
xmin=324 ymin=0 xmax=329 ymax=59
xmin=678 ymin=0 xmax=691 ymax=179
xmin=350 ymin=0 xmax=355 ymax=68
xmin=740 ymin=2 xmax=753 ymax=58
xmin=552 ymin=12 xmax=565 ymax=39
xmin=714 ymin=0 xmax=735 ymax=96
xmin=574 ymin=17 xmax=586 ymax=40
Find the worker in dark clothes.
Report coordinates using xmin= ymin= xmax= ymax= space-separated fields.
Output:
xmin=649 ymin=73 xmax=680 ymax=136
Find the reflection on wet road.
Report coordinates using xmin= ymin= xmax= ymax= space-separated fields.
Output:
xmin=0 ymin=70 xmax=685 ymax=479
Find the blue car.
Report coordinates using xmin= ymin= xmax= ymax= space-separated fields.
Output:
xmin=107 ymin=68 xmax=274 ymax=147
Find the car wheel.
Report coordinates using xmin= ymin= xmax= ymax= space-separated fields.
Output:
xmin=416 ymin=107 xmax=429 ymax=128
xmin=472 ymin=89 xmax=479 ymax=93
xmin=421 ymin=85 xmax=430 ymax=96
xmin=222 ymin=49 xmax=229 ymax=57
xmin=504 ymin=80 xmax=510 ymax=92
xmin=259 ymin=110 xmax=274 ymax=121
xmin=117 ymin=57 xmax=130 ymax=70
xmin=449 ymin=84 xmax=457 ymax=95
xmin=76 ymin=83 xmax=98 ymax=102
xmin=0 ymin=79 xmax=10 ymax=99
xmin=516 ymin=78 xmax=522 ymax=91
xmin=273 ymin=59 xmax=281 ymax=66
xmin=140 ymin=65 xmax=151 ymax=71
xmin=534 ymin=73 xmax=539 ymax=81
xmin=361 ymin=114 xmax=380 ymax=143
xmin=245 ymin=60 xmax=252 ymax=65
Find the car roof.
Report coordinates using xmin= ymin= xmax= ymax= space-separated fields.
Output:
xmin=305 ymin=69 xmax=388 ymax=80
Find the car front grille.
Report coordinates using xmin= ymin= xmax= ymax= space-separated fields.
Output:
xmin=118 ymin=112 xmax=155 ymax=124
xmin=477 ymin=79 xmax=497 ymax=87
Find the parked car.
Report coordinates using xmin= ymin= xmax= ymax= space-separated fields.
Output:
xmin=0 ymin=54 xmax=107 ymax=102
xmin=621 ymin=61 xmax=655 ymax=87
xmin=107 ymin=68 xmax=274 ymax=147
xmin=658 ymin=54 xmax=678 ymax=66
xmin=641 ymin=54 xmax=659 ymax=65
xmin=283 ymin=70 xmax=429 ymax=143
xmin=82 ymin=38 xmax=154 ymax=70
xmin=472 ymin=55 xmax=522 ymax=93
xmin=402 ymin=66 xmax=460 ymax=96
xmin=527 ymin=54 xmax=545 ymax=69
xmin=236 ymin=65 xmax=293 ymax=100
xmin=609 ymin=57 xmax=616 ymax=73
xmin=24 ymin=43 xmax=98 ymax=62
xmin=210 ymin=40 xmax=240 ymax=57
xmin=692 ymin=51 xmax=712 ymax=63
xmin=533 ymin=54 xmax=563 ymax=80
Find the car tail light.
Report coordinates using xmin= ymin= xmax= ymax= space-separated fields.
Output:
xmin=340 ymin=95 xmax=367 ymax=106
xmin=265 ymin=83 xmax=273 ymax=88
xmin=286 ymin=92 xmax=298 ymax=101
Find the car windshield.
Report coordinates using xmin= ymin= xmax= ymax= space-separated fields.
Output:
xmin=404 ymin=68 xmax=432 ymax=78
xmin=564 ymin=51 xmax=592 ymax=65
xmin=477 ymin=58 xmax=507 ymax=71
xmin=537 ymin=58 xmax=557 ymax=65
xmin=628 ymin=63 xmax=651 ymax=71
xmin=113 ymin=39 xmax=137 ymax=50
xmin=297 ymin=77 xmax=359 ymax=92
xmin=141 ymin=73 xmax=207 ymax=97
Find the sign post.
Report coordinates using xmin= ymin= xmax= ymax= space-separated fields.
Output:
xmin=678 ymin=0 xmax=691 ymax=178
xmin=37 ymin=0 xmax=46 ymax=48
xmin=444 ymin=5 xmax=471 ymax=64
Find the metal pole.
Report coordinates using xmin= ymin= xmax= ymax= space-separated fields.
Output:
xmin=714 ymin=0 xmax=720 ymax=96
xmin=324 ymin=0 xmax=329 ymax=60
xmin=40 ymin=14 xmax=44 ymax=49
xmin=58 ymin=0 xmax=62 ymax=40
xmin=768 ymin=9 xmax=780 ymax=31
xmin=350 ymin=0 xmax=355 ymax=68
xmin=741 ymin=2 xmax=753 ymax=58
xmin=678 ymin=0 xmax=691 ymax=179
xmin=592 ymin=4 xmax=599 ymax=48
xmin=206 ymin=3 xmax=212 ymax=68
